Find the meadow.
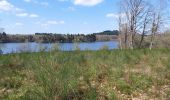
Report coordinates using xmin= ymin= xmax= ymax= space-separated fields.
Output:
xmin=0 ymin=49 xmax=170 ymax=100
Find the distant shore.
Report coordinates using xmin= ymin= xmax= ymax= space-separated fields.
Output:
xmin=0 ymin=30 xmax=119 ymax=43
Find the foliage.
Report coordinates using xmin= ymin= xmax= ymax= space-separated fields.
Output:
xmin=0 ymin=31 xmax=118 ymax=43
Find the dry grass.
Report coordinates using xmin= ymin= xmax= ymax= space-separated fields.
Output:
xmin=0 ymin=49 xmax=170 ymax=100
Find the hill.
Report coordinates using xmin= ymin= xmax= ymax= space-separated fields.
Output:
xmin=93 ymin=30 xmax=119 ymax=35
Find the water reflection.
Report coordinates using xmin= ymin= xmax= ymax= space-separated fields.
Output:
xmin=0 ymin=41 xmax=118 ymax=54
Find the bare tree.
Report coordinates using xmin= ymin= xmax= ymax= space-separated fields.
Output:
xmin=149 ymin=12 xmax=161 ymax=49
xmin=119 ymin=0 xmax=166 ymax=49
xmin=118 ymin=24 xmax=122 ymax=49
xmin=139 ymin=7 xmax=152 ymax=48
xmin=149 ymin=0 xmax=167 ymax=49
xmin=118 ymin=7 xmax=123 ymax=50
xmin=119 ymin=23 xmax=129 ymax=48
xmin=119 ymin=0 xmax=148 ymax=49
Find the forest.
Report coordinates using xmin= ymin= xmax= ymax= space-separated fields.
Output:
xmin=0 ymin=30 xmax=118 ymax=43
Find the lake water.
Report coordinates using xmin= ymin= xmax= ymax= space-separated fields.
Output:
xmin=0 ymin=41 xmax=118 ymax=54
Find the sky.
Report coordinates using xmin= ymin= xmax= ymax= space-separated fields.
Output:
xmin=0 ymin=0 xmax=169 ymax=34
xmin=0 ymin=0 xmax=122 ymax=34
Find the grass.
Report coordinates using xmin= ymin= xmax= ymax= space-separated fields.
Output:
xmin=0 ymin=49 xmax=170 ymax=99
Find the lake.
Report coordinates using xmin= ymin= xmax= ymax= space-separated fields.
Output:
xmin=0 ymin=41 xmax=118 ymax=54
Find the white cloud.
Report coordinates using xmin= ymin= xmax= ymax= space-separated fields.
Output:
xmin=73 ymin=0 xmax=103 ymax=6
xmin=0 ymin=0 xmax=38 ymax=18
xmin=16 ymin=13 xmax=28 ymax=17
xmin=16 ymin=13 xmax=39 ymax=18
xmin=24 ymin=0 xmax=31 ymax=2
xmin=47 ymin=20 xmax=65 ymax=25
xmin=59 ymin=21 xmax=65 ymax=24
xmin=68 ymin=6 xmax=76 ymax=11
xmin=40 ymin=2 xmax=49 ymax=7
xmin=106 ymin=13 xmax=118 ymax=18
xmin=41 ymin=20 xmax=65 ymax=27
xmin=0 ymin=0 xmax=23 ymax=13
xmin=47 ymin=21 xmax=59 ymax=25
xmin=41 ymin=23 xmax=48 ymax=27
xmin=23 ymin=0 xmax=49 ymax=7
xmin=106 ymin=13 xmax=126 ymax=19
xmin=0 ymin=0 xmax=14 ymax=11
xmin=29 ymin=14 xmax=39 ymax=18
xmin=15 ymin=8 xmax=24 ymax=12
xmin=15 ymin=22 xmax=24 ymax=26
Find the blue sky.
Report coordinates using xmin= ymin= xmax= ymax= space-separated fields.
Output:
xmin=0 ymin=0 xmax=169 ymax=34
xmin=0 ymin=0 xmax=121 ymax=34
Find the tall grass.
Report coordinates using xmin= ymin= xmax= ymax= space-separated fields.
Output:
xmin=0 ymin=49 xmax=170 ymax=99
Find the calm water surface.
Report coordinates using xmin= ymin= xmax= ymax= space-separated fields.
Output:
xmin=0 ymin=41 xmax=118 ymax=54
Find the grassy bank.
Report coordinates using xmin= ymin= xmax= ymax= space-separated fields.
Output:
xmin=0 ymin=49 xmax=170 ymax=99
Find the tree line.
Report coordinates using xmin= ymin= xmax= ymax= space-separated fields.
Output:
xmin=93 ymin=30 xmax=119 ymax=35
xmin=0 ymin=30 xmax=118 ymax=43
